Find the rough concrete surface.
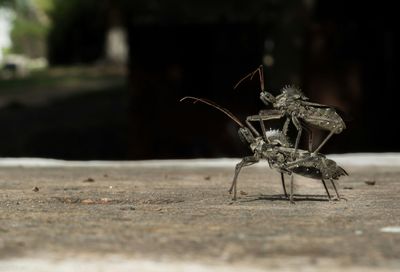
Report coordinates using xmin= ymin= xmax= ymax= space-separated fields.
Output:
xmin=0 ymin=158 xmax=400 ymax=271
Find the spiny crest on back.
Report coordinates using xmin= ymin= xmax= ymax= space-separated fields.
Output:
xmin=265 ymin=129 xmax=292 ymax=147
xmin=281 ymin=85 xmax=308 ymax=100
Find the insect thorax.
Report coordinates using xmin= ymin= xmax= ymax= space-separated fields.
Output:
xmin=265 ymin=129 xmax=292 ymax=147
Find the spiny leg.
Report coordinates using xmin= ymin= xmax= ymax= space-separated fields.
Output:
xmin=229 ymin=156 xmax=259 ymax=200
xmin=281 ymin=173 xmax=288 ymax=198
xmin=321 ymin=179 xmax=331 ymax=200
xmin=330 ymin=178 xmax=340 ymax=200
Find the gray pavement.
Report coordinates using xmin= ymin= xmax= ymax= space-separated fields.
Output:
xmin=0 ymin=158 xmax=400 ymax=271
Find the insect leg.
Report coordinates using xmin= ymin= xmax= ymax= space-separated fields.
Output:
xmin=312 ymin=129 xmax=336 ymax=154
xmin=302 ymin=125 xmax=313 ymax=152
xmin=330 ymin=179 xmax=340 ymax=200
xmin=258 ymin=115 xmax=268 ymax=142
xmin=245 ymin=118 xmax=261 ymax=138
xmin=229 ymin=156 xmax=259 ymax=200
xmin=247 ymin=110 xmax=285 ymax=139
xmin=258 ymin=109 xmax=285 ymax=120
xmin=321 ymin=179 xmax=332 ymax=200
xmin=289 ymin=174 xmax=295 ymax=204
xmin=281 ymin=173 xmax=288 ymax=198
xmin=282 ymin=117 xmax=291 ymax=136
xmin=291 ymin=116 xmax=302 ymax=156
xmin=285 ymin=156 xmax=315 ymax=169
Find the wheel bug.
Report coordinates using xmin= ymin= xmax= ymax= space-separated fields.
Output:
xmin=235 ymin=65 xmax=346 ymax=156
xmin=180 ymin=96 xmax=347 ymax=203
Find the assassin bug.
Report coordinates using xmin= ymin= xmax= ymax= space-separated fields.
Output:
xmin=180 ymin=96 xmax=347 ymax=203
xmin=235 ymin=65 xmax=346 ymax=155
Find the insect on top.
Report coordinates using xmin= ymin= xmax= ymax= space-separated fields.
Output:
xmin=235 ymin=65 xmax=346 ymax=155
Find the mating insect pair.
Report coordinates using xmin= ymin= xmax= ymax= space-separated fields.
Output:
xmin=180 ymin=96 xmax=347 ymax=203
xmin=181 ymin=65 xmax=347 ymax=202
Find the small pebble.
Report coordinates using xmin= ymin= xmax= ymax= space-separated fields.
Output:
xmin=204 ymin=176 xmax=211 ymax=180
xmin=120 ymin=206 xmax=136 ymax=211
xmin=83 ymin=178 xmax=95 ymax=183
xmin=81 ymin=199 xmax=95 ymax=205
xmin=365 ymin=180 xmax=376 ymax=186
xmin=32 ymin=187 xmax=39 ymax=192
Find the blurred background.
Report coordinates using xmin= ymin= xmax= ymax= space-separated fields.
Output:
xmin=0 ymin=0 xmax=397 ymax=160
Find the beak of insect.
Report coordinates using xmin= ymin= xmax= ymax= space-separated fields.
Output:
xmin=260 ymin=93 xmax=268 ymax=105
xmin=260 ymin=92 xmax=275 ymax=105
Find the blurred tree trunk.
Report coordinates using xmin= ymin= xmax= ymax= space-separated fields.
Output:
xmin=104 ymin=0 xmax=128 ymax=65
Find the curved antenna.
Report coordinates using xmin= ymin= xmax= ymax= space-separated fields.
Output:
xmin=180 ymin=96 xmax=244 ymax=128
xmin=233 ymin=65 xmax=264 ymax=92
xmin=233 ymin=71 xmax=253 ymax=90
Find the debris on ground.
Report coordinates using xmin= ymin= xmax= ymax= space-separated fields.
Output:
xmin=83 ymin=178 xmax=95 ymax=183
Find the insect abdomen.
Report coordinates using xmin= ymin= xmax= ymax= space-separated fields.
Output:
xmin=302 ymin=107 xmax=346 ymax=133
xmin=291 ymin=166 xmax=323 ymax=179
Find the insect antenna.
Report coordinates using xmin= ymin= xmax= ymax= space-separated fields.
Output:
xmin=233 ymin=65 xmax=264 ymax=92
xmin=233 ymin=71 xmax=253 ymax=90
xmin=180 ymin=96 xmax=245 ymax=128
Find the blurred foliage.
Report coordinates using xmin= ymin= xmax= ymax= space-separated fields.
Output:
xmin=0 ymin=0 xmax=13 ymax=6
xmin=1 ymin=0 xmax=52 ymax=57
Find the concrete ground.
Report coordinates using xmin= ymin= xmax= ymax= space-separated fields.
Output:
xmin=0 ymin=156 xmax=400 ymax=271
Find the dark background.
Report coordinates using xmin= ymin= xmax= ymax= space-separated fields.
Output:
xmin=0 ymin=0 xmax=398 ymax=160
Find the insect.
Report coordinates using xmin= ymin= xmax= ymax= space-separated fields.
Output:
xmin=180 ymin=96 xmax=347 ymax=203
xmin=235 ymin=65 xmax=346 ymax=155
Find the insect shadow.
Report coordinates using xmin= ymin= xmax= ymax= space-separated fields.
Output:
xmin=239 ymin=194 xmax=331 ymax=202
